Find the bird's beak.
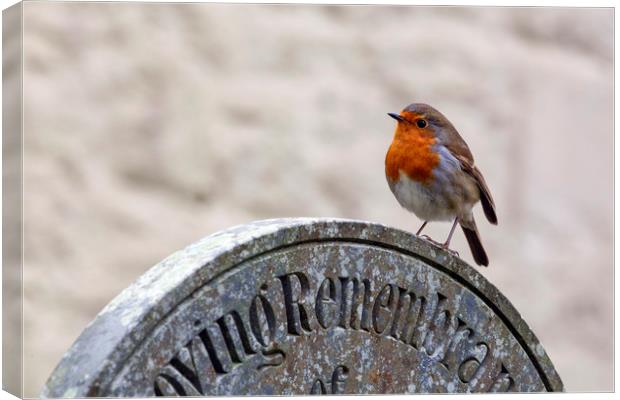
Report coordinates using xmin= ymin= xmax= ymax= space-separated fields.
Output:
xmin=388 ymin=112 xmax=404 ymax=122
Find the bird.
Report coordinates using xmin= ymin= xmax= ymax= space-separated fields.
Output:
xmin=384 ymin=103 xmax=497 ymax=266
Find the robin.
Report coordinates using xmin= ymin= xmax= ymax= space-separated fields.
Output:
xmin=385 ymin=103 xmax=497 ymax=266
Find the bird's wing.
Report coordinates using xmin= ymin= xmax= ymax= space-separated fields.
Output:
xmin=438 ymin=124 xmax=497 ymax=225
xmin=451 ymin=151 xmax=498 ymax=225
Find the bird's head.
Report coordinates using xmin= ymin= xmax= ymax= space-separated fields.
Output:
xmin=388 ymin=103 xmax=453 ymax=141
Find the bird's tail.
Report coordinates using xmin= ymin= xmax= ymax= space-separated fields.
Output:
xmin=459 ymin=216 xmax=489 ymax=267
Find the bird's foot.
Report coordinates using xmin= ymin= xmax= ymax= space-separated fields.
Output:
xmin=419 ymin=235 xmax=460 ymax=257
xmin=442 ymin=246 xmax=460 ymax=258
xmin=419 ymin=235 xmax=444 ymax=248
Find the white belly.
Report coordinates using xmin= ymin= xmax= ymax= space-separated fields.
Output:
xmin=390 ymin=173 xmax=456 ymax=221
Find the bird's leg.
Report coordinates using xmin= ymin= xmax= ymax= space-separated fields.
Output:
xmin=442 ymin=218 xmax=460 ymax=257
xmin=443 ymin=218 xmax=458 ymax=247
xmin=417 ymin=221 xmax=445 ymax=247
xmin=416 ymin=221 xmax=428 ymax=236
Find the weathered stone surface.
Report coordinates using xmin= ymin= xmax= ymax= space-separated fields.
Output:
xmin=42 ymin=218 xmax=563 ymax=397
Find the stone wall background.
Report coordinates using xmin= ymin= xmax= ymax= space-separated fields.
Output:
xmin=20 ymin=3 xmax=612 ymax=395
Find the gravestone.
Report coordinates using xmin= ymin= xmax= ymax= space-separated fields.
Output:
xmin=42 ymin=218 xmax=563 ymax=397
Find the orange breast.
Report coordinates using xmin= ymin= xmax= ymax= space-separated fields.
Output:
xmin=385 ymin=135 xmax=439 ymax=184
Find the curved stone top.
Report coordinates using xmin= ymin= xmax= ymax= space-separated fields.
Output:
xmin=42 ymin=218 xmax=563 ymax=397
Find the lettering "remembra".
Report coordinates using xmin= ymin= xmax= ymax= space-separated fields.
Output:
xmin=153 ymin=271 xmax=515 ymax=396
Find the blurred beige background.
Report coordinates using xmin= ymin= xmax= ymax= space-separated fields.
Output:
xmin=18 ymin=3 xmax=612 ymax=396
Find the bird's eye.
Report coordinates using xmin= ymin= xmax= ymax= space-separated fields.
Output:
xmin=416 ymin=119 xmax=427 ymax=128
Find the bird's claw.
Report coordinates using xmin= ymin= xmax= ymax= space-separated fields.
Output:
xmin=442 ymin=246 xmax=460 ymax=258
xmin=419 ymin=235 xmax=444 ymax=247
xmin=418 ymin=235 xmax=460 ymax=258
